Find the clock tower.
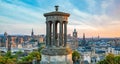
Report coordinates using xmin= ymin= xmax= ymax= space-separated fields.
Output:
xmin=72 ymin=29 xmax=78 ymax=50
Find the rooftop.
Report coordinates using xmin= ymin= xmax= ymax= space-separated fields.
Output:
xmin=44 ymin=5 xmax=70 ymax=17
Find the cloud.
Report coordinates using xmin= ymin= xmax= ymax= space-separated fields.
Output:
xmin=50 ymin=0 xmax=120 ymax=38
xmin=0 ymin=0 xmax=47 ymax=35
xmin=0 ymin=0 xmax=45 ymax=24
xmin=0 ymin=0 xmax=120 ymax=37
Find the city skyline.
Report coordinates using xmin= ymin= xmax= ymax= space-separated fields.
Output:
xmin=0 ymin=0 xmax=120 ymax=38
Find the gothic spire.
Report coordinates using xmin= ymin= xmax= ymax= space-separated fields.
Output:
xmin=31 ymin=28 xmax=34 ymax=37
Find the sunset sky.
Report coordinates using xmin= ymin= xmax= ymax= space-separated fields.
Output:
xmin=0 ymin=0 xmax=120 ymax=38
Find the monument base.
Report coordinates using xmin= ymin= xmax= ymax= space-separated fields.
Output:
xmin=41 ymin=47 xmax=73 ymax=64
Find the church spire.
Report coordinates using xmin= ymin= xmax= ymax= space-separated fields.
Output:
xmin=31 ymin=28 xmax=34 ymax=37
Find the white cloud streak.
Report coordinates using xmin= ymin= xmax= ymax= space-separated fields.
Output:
xmin=0 ymin=0 xmax=120 ymax=37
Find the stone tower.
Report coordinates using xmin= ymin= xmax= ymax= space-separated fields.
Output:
xmin=72 ymin=29 xmax=78 ymax=50
xmin=82 ymin=33 xmax=86 ymax=46
xmin=7 ymin=36 xmax=12 ymax=51
xmin=41 ymin=6 xmax=73 ymax=64
xmin=73 ymin=29 xmax=77 ymax=38
xmin=4 ymin=32 xmax=8 ymax=48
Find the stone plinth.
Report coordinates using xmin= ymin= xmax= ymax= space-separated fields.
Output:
xmin=41 ymin=47 xmax=73 ymax=64
xmin=41 ymin=47 xmax=72 ymax=55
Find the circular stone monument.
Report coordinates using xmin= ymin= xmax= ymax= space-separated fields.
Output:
xmin=41 ymin=6 xmax=73 ymax=64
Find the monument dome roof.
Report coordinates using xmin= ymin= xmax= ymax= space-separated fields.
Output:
xmin=44 ymin=5 xmax=70 ymax=17
xmin=44 ymin=11 xmax=70 ymax=17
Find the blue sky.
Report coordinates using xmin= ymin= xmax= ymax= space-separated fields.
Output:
xmin=0 ymin=0 xmax=120 ymax=37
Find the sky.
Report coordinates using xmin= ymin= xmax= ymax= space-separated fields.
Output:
xmin=0 ymin=0 xmax=120 ymax=38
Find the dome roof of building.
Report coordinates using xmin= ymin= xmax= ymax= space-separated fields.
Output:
xmin=44 ymin=11 xmax=70 ymax=17
xmin=44 ymin=5 xmax=70 ymax=17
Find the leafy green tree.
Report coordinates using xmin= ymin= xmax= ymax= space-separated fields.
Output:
xmin=114 ymin=55 xmax=120 ymax=64
xmin=0 ymin=50 xmax=41 ymax=64
xmin=20 ymin=51 xmax=41 ymax=63
xmin=105 ymin=53 xmax=115 ymax=64
xmin=16 ymin=50 xmax=23 ymax=55
xmin=29 ymin=51 xmax=41 ymax=61
xmin=97 ymin=59 xmax=107 ymax=64
xmin=17 ymin=55 xmax=33 ymax=64
xmin=72 ymin=51 xmax=80 ymax=64
xmin=5 ymin=51 xmax=11 ymax=58
xmin=97 ymin=53 xmax=120 ymax=64
xmin=0 ymin=55 xmax=16 ymax=64
xmin=21 ymin=55 xmax=33 ymax=62
xmin=15 ymin=50 xmax=23 ymax=60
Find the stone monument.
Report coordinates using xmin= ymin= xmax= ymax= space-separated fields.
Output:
xmin=41 ymin=6 xmax=73 ymax=64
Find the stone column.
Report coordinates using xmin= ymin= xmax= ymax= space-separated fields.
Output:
xmin=55 ymin=22 xmax=58 ymax=46
xmin=48 ymin=22 xmax=51 ymax=46
xmin=46 ymin=21 xmax=48 ymax=46
xmin=53 ymin=22 xmax=56 ymax=46
xmin=59 ymin=22 xmax=63 ymax=46
xmin=64 ymin=22 xmax=67 ymax=47
xmin=50 ymin=23 xmax=52 ymax=46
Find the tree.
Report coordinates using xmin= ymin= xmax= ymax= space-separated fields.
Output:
xmin=0 ymin=55 xmax=16 ymax=64
xmin=0 ymin=50 xmax=41 ymax=64
xmin=97 ymin=59 xmax=107 ymax=64
xmin=18 ymin=51 xmax=41 ymax=64
xmin=105 ymin=53 xmax=115 ymax=64
xmin=114 ymin=55 xmax=120 ymax=64
xmin=97 ymin=53 xmax=120 ymax=64
xmin=5 ymin=51 xmax=11 ymax=58
xmin=72 ymin=51 xmax=80 ymax=64
xmin=15 ymin=50 xmax=23 ymax=60
xmin=29 ymin=51 xmax=41 ymax=61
